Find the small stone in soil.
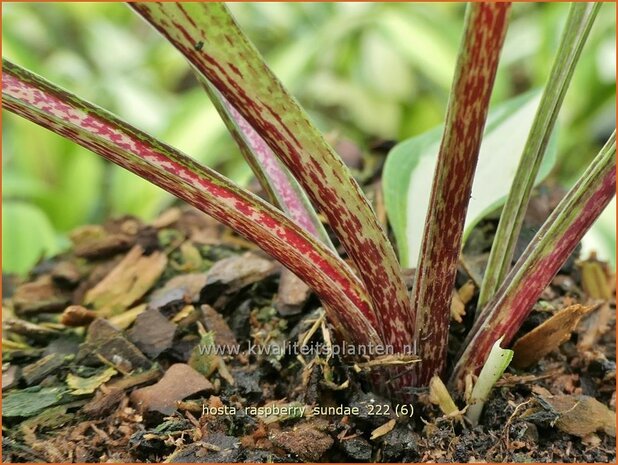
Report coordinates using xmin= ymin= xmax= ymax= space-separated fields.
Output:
xmin=229 ymin=367 xmax=262 ymax=398
xmin=149 ymin=273 xmax=208 ymax=312
xmin=200 ymin=252 xmax=277 ymax=307
xmin=380 ymin=424 xmax=419 ymax=461
xmin=274 ymin=269 xmax=312 ymax=316
xmin=348 ymin=391 xmax=393 ymax=428
xmin=340 ymin=436 xmax=373 ymax=461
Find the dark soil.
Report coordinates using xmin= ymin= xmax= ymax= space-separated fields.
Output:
xmin=2 ymin=189 xmax=616 ymax=462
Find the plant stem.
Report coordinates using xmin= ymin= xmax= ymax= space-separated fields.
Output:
xmin=411 ymin=2 xmax=511 ymax=385
xmin=201 ymin=79 xmax=335 ymax=250
xmin=465 ymin=336 xmax=513 ymax=426
xmin=451 ymin=132 xmax=616 ymax=390
xmin=477 ymin=2 xmax=601 ymax=310
xmin=130 ymin=3 xmax=415 ymax=353
xmin=2 ymin=59 xmax=382 ymax=349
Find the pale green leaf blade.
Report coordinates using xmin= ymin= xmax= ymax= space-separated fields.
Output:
xmin=384 ymin=90 xmax=557 ymax=268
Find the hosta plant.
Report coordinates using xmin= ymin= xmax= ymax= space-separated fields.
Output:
xmin=3 ymin=1 xmax=614 ymax=409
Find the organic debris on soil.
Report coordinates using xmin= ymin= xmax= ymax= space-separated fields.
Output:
xmin=2 ymin=198 xmax=616 ymax=462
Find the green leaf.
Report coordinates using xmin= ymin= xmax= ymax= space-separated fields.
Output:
xmin=2 ymin=173 xmax=49 ymax=199
xmin=478 ymin=3 xmax=601 ymax=309
xmin=66 ymin=366 xmax=117 ymax=395
xmin=377 ymin=9 xmax=458 ymax=90
xmin=3 ymin=386 xmax=73 ymax=418
xmin=2 ymin=201 xmax=60 ymax=275
xmin=384 ymin=90 xmax=557 ymax=268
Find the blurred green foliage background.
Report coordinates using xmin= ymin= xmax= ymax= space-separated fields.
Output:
xmin=3 ymin=2 xmax=616 ymax=274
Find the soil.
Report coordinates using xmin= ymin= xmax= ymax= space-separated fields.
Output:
xmin=2 ymin=177 xmax=616 ymax=462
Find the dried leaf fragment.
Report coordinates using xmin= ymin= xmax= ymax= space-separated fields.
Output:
xmin=67 ymin=367 xmax=118 ymax=395
xmin=429 ymin=376 xmax=460 ymax=416
xmin=130 ymin=363 xmax=213 ymax=419
xmin=512 ymin=304 xmax=594 ymax=368
xmin=580 ymin=255 xmax=613 ymax=299
xmin=370 ymin=418 xmax=396 ymax=440
xmin=578 ymin=255 xmax=614 ymax=349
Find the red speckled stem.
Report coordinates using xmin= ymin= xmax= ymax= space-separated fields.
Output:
xmin=130 ymin=2 xmax=415 ymax=354
xmin=202 ymin=80 xmax=335 ymax=249
xmin=412 ymin=3 xmax=511 ymax=385
xmin=450 ymin=133 xmax=616 ymax=391
xmin=2 ymin=59 xmax=382 ymax=349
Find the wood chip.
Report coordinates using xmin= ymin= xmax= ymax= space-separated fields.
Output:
xmin=201 ymin=252 xmax=277 ymax=307
xmin=12 ymin=276 xmax=71 ymax=315
xmin=148 ymin=273 xmax=208 ymax=310
xmin=2 ymin=365 xmax=20 ymax=391
xmin=76 ymin=318 xmax=151 ymax=370
xmin=81 ymin=387 xmax=125 ymax=418
xmin=22 ymin=353 xmax=65 ymax=385
xmin=3 ymin=318 xmax=61 ymax=340
xmin=51 ymin=261 xmax=82 ymax=287
xmin=107 ymin=304 xmax=147 ymax=330
xmin=541 ymin=395 xmax=615 ymax=438
xmin=512 ymin=304 xmax=594 ymax=369
xmin=85 ymin=246 xmax=167 ymax=315
xmin=70 ymin=224 xmax=134 ymax=259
